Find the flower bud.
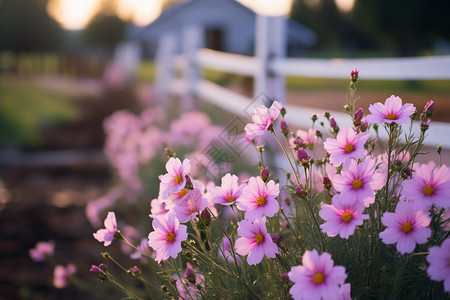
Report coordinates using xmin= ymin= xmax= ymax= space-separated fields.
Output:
xmin=420 ymin=119 xmax=430 ymax=131
xmin=260 ymin=167 xmax=269 ymax=182
xmin=353 ymin=108 xmax=363 ymax=124
xmin=90 ymin=265 xmax=108 ymax=281
xmin=184 ymin=263 xmax=196 ymax=284
xmin=330 ymin=117 xmax=339 ymax=134
xmin=164 ymin=147 xmax=175 ymax=158
xmin=130 ymin=266 xmax=141 ymax=276
xmin=296 ymin=148 xmax=309 ymax=166
xmin=281 ymin=273 xmax=289 ymax=281
xmin=323 ymin=176 xmax=332 ymax=190
xmin=351 ymin=67 xmax=359 ymax=81
xmin=280 ymin=119 xmax=289 ymax=137
xmin=359 ymin=119 xmax=368 ymax=132
xmin=323 ymin=111 xmax=331 ymax=120
xmin=311 ymin=114 xmax=318 ymax=123
xmin=270 ymin=233 xmax=281 ymax=244
xmin=295 ymin=185 xmax=304 ymax=197
xmin=424 ymin=100 xmax=434 ymax=114
xmin=437 ymin=144 xmax=442 ymax=155
xmin=280 ymin=107 xmax=286 ymax=117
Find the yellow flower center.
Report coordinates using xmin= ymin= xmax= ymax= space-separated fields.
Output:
xmin=423 ymin=185 xmax=434 ymax=196
xmin=344 ymin=144 xmax=354 ymax=153
xmin=174 ymin=175 xmax=183 ymax=185
xmin=401 ymin=222 xmax=412 ymax=234
xmin=255 ymin=233 xmax=264 ymax=244
xmin=226 ymin=195 xmax=235 ymax=203
xmin=166 ymin=233 xmax=175 ymax=242
xmin=178 ymin=189 xmax=188 ymax=197
xmin=256 ymin=196 xmax=266 ymax=206
xmin=313 ymin=272 xmax=325 ymax=284
xmin=342 ymin=212 xmax=353 ymax=223
xmin=387 ymin=113 xmax=397 ymax=120
xmin=352 ymin=179 xmax=363 ymax=189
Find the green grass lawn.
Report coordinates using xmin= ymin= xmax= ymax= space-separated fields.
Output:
xmin=0 ymin=79 xmax=78 ymax=147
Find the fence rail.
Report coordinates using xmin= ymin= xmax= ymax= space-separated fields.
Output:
xmin=155 ymin=15 xmax=450 ymax=149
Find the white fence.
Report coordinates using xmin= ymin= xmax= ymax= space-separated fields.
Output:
xmin=155 ymin=15 xmax=450 ymax=149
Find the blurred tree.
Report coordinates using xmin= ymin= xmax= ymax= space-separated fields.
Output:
xmin=82 ymin=14 xmax=128 ymax=54
xmin=0 ymin=0 xmax=64 ymax=52
xmin=352 ymin=0 xmax=450 ymax=56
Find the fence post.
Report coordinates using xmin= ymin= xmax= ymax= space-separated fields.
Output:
xmin=182 ymin=25 xmax=204 ymax=111
xmin=254 ymin=14 xmax=287 ymax=105
xmin=154 ymin=33 xmax=177 ymax=105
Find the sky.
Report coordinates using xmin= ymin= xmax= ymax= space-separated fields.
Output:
xmin=47 ymin=0 xmax=354 ymax=30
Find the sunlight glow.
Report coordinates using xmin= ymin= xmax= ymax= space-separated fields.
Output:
xmin=116 ymin=0 xmax=164 ymax=26
xmin=47 ymin=0 xmax=99 ymax=30
xmin=237 ymin=0 xmax=293 ymax=16
xmin=335 ymin=0 xmax=355 ymax=13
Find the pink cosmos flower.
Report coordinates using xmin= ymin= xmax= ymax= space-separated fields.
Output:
xmin=379 ymin=200 xmax=431 ymax=253
xmin=235 ymin=217 xmax=279 ymax=265
xmin=402 ymin=163 xmax=450 ymax=210
xmin=173 ymin=189 xmax=208 ymax=223
xmin=288 ymin=249 xmax=347 ymax=300
xmin=148 ymin=214 xmax=187 ymax=263
xmin=130 ymin=238 xmax=151 ymax=260
xmin=339 ymin=283 xmax=352 ymax=300
xmin=236 ymin=176 xmax=280 ymax=221
xmin=245 ymin=101 xmax=283 ymax=139
xmin=332 ymin=158 xmax=385 ymax=207
xmin=291 ymin=128 xmax=318 ymax=150
xmin=149 ymin=197 xmax=169 ymax=218
xmin=210 ymin=173 xmax=244 ymax=206
xmin=93 ymin=212 xmax=117 ymax=246
xmin=323 ymin=126 xmax=370 ymax=167
xmin=159 ymin=157 xmax=191 ymax=199
xmin=366 ymin=95 xmax=416 ymax=125
xmin=426 ymin=238 xmax=450 ymax=292
xmin=319 ymin=194 xmax=369 ymax=239
xmin=29 ymin=240 xmax=55 ymax=262
xmin=53 ymin=264 xmax=76 ymax=289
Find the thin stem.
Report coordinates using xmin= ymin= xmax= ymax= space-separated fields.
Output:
xmin=271 ymin=130 xmax=301 ymax=185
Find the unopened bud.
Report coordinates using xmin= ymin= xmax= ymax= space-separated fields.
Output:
xmin=311 ymin=114 xmax=318 ymax=123
xmin=323 ymin=176 xmax=332 ymax=190
xmin=129 ymin=266 xmax=141 ymax=276
xmin=260 ymin=167 xmax=269 ymax=182
xmin=296 ymin=148 xmax=309 ymax=166
xmin=353 ymin=108 xmax=363 ymax=124
xmin=359 ymin=119 xmax=368 ymax=132
xmin=295 ymin=185 xmax=304 ymax=197
xmin=164 ymin=147 xmax=175 ymax=158
xmin=323 ymin=111 xmax=331 ymax=120
xmin=270 ymin=233 xmax=281 ymax=244
xmin=280 ymin=119 xmax=289 ymax=137
xmin=437 ymin=144 xmax=442 ymax=155
xmin=281 ymin=273 xmax=289 ymax=281
xmin=280 ymin=107 xmax=286 ymax=117
xmin=200 ymin=209 xmax=212 ymax=224
xmin=184 ymin=263 xmax=196 ymax=284
xmin=330 ymin=117 xmax=338 ymax=134
xmin=351 ymin=67 xmax=359 ymax=81
xmin=90 ymin=265 xmax=108 ymax=281
xmin=424 ymin=100 xmax=434 ymax=114
xmin=420 ymin=119 xmax=430 ymax=131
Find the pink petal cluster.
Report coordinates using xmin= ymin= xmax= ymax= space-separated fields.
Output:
xmin=148 ymin=214 xmax=187 ymax=263
xmin=93 ymin=212 xmax=117 ymax=246
xmin=29 ymin=240 xmax=55 ymax=262
xmin=323 ymin=126 xmax=369 ymax=167
xmin=319 ymin=194 xmax=369 ymax=239
xmin=366 ymin=95 xmax=416 ymax=125
xmin=53 ymin=264 xmax=76 ymax=289
xmin=210 ymin=173 xmax=244 ymax=206
xmin=245 ymin=101 xmax=283 ymax=139
xmin=236 ymin=176 xmax=280 ymax=221
xmin=159 ymin=157 xmax=191 ymax=199
xmin=173 ymin=189 xmax=208 ymax=223
xmin=426 ymin=238 xmax=450 ymax=292
xmin=288 ymin=249 xmax=347 ymax=300
xmin=235 ymin=217 xmax=279 ymax=265
xmin=402 ymin=163 xmax=450 ymax=210
xmin=333 ymin=158 xmax=385 ymax=208
xmin=379 ymin=200 xmax=431 ymax=253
